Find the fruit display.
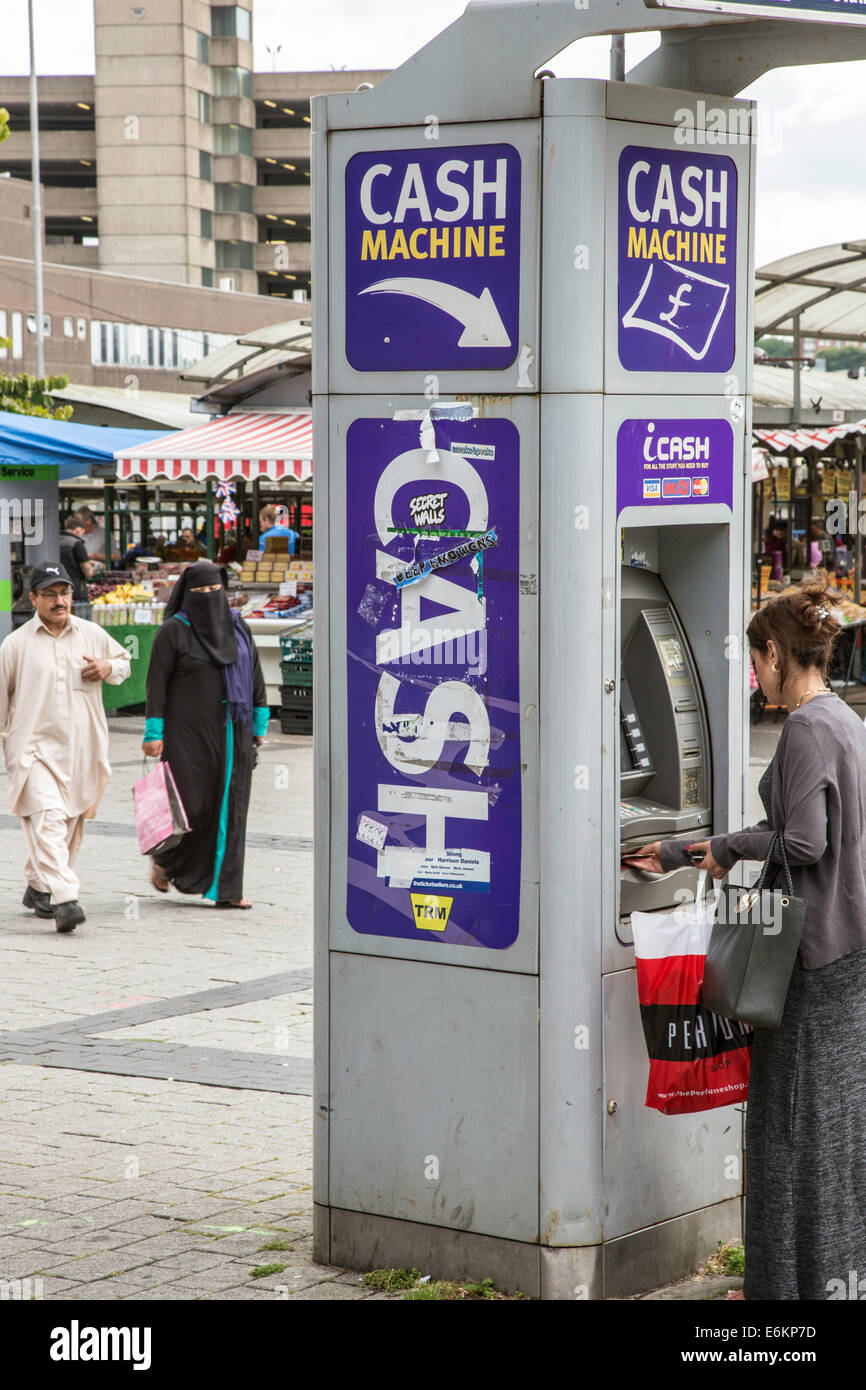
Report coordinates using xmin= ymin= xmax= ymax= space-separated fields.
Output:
xmin=90 ymin=581 xmax=155 ymax=607
xmin=752 ymin=573 xmax=866 ymax=623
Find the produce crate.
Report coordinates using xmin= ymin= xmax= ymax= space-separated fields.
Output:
xmin=280 ymin=658 xmax=312 ymax=686
xmin=279 ymin=621 xmax=313 ymax=660
xmin=280 ymin=683 xmax=312 ymax=708
xmin=279 ymin=706 xmax=313 ymax=735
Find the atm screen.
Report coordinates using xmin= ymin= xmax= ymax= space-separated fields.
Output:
xmin=619 ymin=565 xmax=712 ymax=915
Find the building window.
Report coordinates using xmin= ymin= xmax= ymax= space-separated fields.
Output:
xmin=212 ymin=66 xmax=252 ymax=98
xmin=215 ymin=182 xmax=253 ymax=213
xmin=198 ymin=91 xmax=212 ymax=124
xmin=0 ymin=310 xmax=6 ymax=358
xmin=202 ymin=267 xmax=214 ymax=288
xmin=215 ymin=240 xmax=254 ymax=270
xmin=63 ymin=316 xmax=74 ymax=337
xmin=200 ymin=208 xmax=213 ymax=239
xmin=26 ymin=313 xmax=51 ymax=337
xmin=11 ymin=312 xmax=23 ymax=358
xmin=77 ymin=318 xmax=87 ymax=340
xmin=197 ymin=31 xmax=210 ymax=64
xmin=90 ymin=320 xmax=234 ymax=368
xmin=211 ymin=6 xmax=251 ymax=41
xmin=213 ymin=123 xmax=252 ymax=156
xmin=199 ymin=150 xmax=212 ymax=182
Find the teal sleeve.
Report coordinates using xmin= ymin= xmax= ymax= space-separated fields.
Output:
xmin=143 ymin=716 xmax=164 ymax=743
xmin=253 ymin=706 xmax=269 ymax=738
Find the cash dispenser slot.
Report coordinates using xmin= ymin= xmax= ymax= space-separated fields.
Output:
xmin=619 ymin=565 xmax=712 ymax=918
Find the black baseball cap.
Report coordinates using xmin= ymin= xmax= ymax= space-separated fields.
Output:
xmin=30 ymin=562 xmax=74 ymax=591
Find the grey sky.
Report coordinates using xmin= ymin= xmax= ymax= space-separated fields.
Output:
xmin=3 ymin=0 xmax=866 ymax=268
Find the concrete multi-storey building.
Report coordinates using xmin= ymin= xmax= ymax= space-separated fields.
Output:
xmin=0 ymin=173 xmax=305 ymax=397
xmin=1 ymin=0 xmax=386 ymax=298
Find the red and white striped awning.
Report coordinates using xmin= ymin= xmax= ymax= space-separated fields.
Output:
xmin=754 ymin=420 xmax=866 ymax=455
xmin=114 ymin=412 xmax=313 ymax=482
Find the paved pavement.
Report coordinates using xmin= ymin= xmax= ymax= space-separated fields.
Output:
xmin=0 ymin=713 xmax=393 ymax=1302
xmin=0 ymin=707 xmax=782 ymax=1302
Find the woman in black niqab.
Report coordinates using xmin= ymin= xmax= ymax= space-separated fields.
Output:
xmin=143 ymin=559 xmax=269 ymax=907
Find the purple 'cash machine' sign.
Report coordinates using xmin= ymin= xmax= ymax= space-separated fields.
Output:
xmin=346 ymin=417 xmax=521 ymax=949
xmin=345 ymin=144 xmax=521 ymax=372
xmin=617 ymin=418 xmax=734 ymax=514
xmin=618 ymin=145 xmax=738 ymax=373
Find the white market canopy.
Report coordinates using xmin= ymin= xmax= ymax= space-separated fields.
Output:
xmin=755 ymin=242 xmax=866 ymax=343
xmin=113 ymin=411 xmax=313 ymax=483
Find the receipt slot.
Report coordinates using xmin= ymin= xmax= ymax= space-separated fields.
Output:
xmin=313 ymin=13 xmax=754 ymax=1299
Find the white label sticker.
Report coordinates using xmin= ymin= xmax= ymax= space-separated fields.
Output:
xmin=356 ymin=814 xmax=388 ymax=852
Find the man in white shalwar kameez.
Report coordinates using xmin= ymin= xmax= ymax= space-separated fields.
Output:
xmin=0 ymin=562 xmax=131 ymax=932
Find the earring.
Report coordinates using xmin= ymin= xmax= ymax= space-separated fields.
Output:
xmin=772 ymin=663 xmax=780 ymax=673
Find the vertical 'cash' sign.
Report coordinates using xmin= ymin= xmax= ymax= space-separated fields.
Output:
xmin=345 ymin=144 xmax=521 ymax=372
xmin=618 ymin=145 xmax=738 ymax=373
xmin=346 ymin=418 xmax=521 ymax=949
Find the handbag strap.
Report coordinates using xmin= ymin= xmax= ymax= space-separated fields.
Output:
xmin=755 ymin=829 xmax=795 ymax=895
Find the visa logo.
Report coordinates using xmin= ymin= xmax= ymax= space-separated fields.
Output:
xmin=643 ymin=479 xmax=661 ymax=499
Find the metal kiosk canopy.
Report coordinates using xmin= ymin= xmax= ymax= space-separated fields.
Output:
xmin=323 ymin=0 xmax=866 ymax=130
xmin=648 ymin=0 xmax=866 ymax=25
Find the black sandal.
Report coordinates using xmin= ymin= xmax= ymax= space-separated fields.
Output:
xmin=214 ymin=900 xmax=253 ymax=909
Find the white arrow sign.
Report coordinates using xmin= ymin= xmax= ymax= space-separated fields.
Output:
xmin=359 ymin=277 xmax=511 ymax=349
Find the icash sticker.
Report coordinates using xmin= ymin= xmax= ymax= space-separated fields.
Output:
xmin=616 ymin=418 xmax=734 ymax=515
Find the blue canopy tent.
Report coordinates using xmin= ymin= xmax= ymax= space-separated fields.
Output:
xmin=0 ymin=411 xmax=164 ymax=636
xmin=0 ymin=410 xmax=163 ymax=479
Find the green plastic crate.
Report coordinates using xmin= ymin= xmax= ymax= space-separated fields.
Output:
xmin=281 ymin=658 xmax=312 ymax=686
xmin=279 ymin=621 xmax=313 ymax=659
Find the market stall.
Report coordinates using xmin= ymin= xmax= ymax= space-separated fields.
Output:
xmin=0 ymin=411 xmax=161 ymax=640
xmin=112 ymin=411 xmax=314 ymax=705
xmin=751 ymin=420 xmax=866 ymax=609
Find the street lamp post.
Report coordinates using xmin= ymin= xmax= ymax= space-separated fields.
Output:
xmin=28 ymin=0 xmax=45 ymax=379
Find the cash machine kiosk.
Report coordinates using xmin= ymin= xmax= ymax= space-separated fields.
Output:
xmin=314 ymin=1 xmax=756 ymax=1300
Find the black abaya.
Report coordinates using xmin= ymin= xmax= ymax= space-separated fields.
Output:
xmin=144 ymin=615 xmax=266 ymax=900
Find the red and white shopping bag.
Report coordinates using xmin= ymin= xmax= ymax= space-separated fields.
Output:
xmin=631 ymin=874 xmax=752 ymax=1115
xmin=132 ymin=760 xmax=191 ymax=856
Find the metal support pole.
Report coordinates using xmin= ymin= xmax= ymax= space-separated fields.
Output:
xmin=103 ymin=482 xmax=114 ymax=571
xmin=251 ymin=478 xmax=260 ymax=550
xmin=137 ymin=484 xmax=147 ymax=544
xmin=610 ymin=34 xmax=625 ymax=82
xmin=792 ymin=312 xmax=801 ymax=426
xmin=855 ymin=436 xmax=863 ymax=606
xmin=27 ymin=0 xmax=45 ymax=380
xmin=205 ymin=478 xmax=215 ymax=560
xmin=236 ymin=478 xmax=246 ymax=557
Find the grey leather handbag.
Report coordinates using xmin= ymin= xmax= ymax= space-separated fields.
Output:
xmin=701 ymin=831 xmax=806 ymax=1030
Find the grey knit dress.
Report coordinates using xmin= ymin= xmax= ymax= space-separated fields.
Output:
xmin=743 ymin=759 xmax=866 ymax=1301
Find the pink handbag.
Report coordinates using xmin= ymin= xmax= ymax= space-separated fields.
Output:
xmin=133 ymin=760 xmax=191 ymax=856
